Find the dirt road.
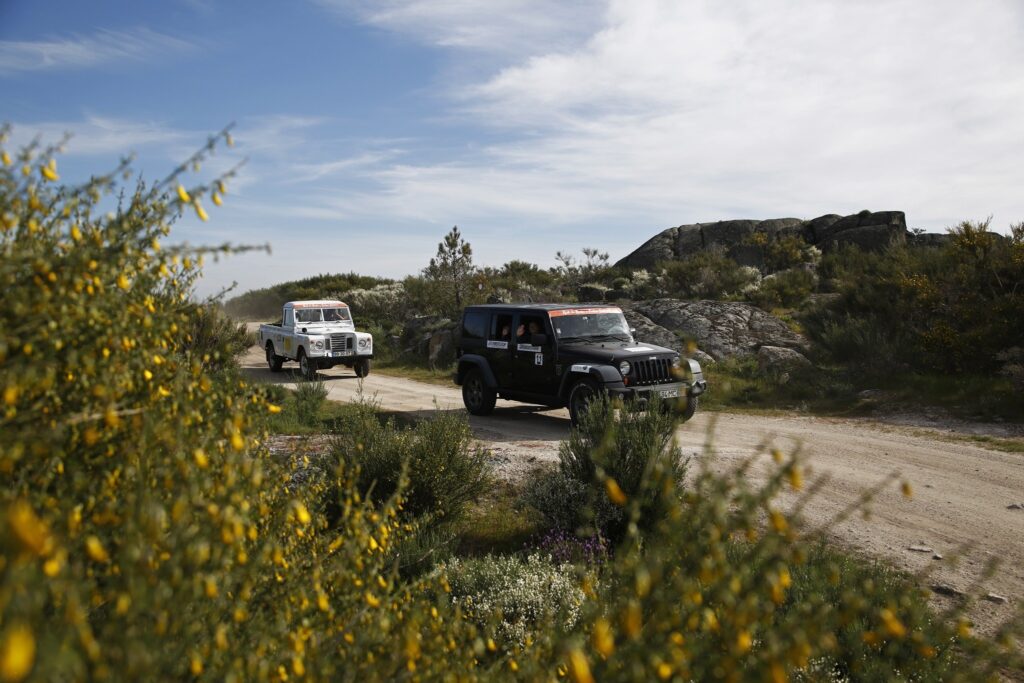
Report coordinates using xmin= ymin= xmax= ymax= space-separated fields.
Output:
xmin=241 ymin=346 xmax=1024 ymax=633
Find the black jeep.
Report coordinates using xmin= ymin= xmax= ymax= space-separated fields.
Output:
xmin=454 ymin=304 xmax=706 ymax=424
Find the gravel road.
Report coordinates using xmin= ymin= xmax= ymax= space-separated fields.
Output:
xmin=241 ymin=345 xmax=1024 ymax=634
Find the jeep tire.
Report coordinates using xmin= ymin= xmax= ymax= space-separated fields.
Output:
xmin=298 ymin=349 xmax=317 ymax=380
xmin=663 ymin=395 xmax=698 ymax=422
xmin=568 ymin=377 xmax=601 ymax=426
xmin=266 ymin=343 xmax=284 ymax=372
xmin=462 ymin=368 xmax=496 ymax=416
xmin=354 ymin=358 xmax=371 ymax=378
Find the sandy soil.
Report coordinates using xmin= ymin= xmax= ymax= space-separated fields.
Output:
xmin=241 ymin=344 xmax=1024 ymax=635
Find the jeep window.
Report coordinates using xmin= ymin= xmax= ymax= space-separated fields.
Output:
xmin=462 ymin=310 xmax=488 ymax=340
xmin=551 ymin=309 xmax=631 ymax=341
xmin=491 ymin=314 xmax=513 ymax=340
xmin=517 ymin=315 xmax=545 ymax=342
xmin=295 ymin=309 xmax=322 ymax=323
xmin=323 ymin=307 xmax=351 ymax=322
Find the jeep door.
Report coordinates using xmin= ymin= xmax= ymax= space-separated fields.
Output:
xmin=483 ymin=312 xmax=515 ymax=386
xmin=508 ymin=312 xmax=555 ymax=396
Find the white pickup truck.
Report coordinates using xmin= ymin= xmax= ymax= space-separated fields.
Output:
xmin=259 ymin=300 xmax=373 ymax=379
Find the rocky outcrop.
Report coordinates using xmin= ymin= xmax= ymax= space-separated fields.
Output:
xmin=402 ymin=315 xmax=458 ymax=367
xmin=616 ymin=210 xmax=909 ymax=269
xmin=622 ymin=310 xmax=680 ymax=351
xmin=633 ymin=299 xmax=809 ymax=361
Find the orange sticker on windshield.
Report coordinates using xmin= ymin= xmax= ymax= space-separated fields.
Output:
xmin=548 ymin=307 xmax=622 ymax=318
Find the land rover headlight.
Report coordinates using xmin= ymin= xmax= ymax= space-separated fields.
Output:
xmin=313 ymin=339 xmax=325 ymax=351
xmin=358 ymin=338 xmax=371 ymax=349
xmin=618 ymin=361 xmax=631 ymax=376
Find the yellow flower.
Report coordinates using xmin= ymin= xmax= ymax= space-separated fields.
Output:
xmin=365 ymin=592 xmax=381 ymax=608
xmin=769 ymin=509 xmax=788 ymax=534
xmin=736 ymin=630 xmax=752 ymax=653
xmin=194 ymin=202 xmax=209 ymax=222
xmin=656 ymin=662 xmax=673 ymax=680
xmin=591 ymin=618 xmax=614 ymax=657
xmin=880 ymin=608 xmax=906 ymax=638
xmin=605 ymin=477 xmax=627 ymax=506
xmin=267 ymin=403 xmax=282 ymax=414
xmin=0 ymin=151 xmax=10 ymax=166
xmin=70 ymin=224 xmax=82 ymax=241
xmin=788 ymin=466 xmax=803 ymax=491
xmin=193 ymin=449 xmax=209 ymax=468
xmin=85 ymin=535 xmax=110 ymax=563
xmin=40 ymin=162 xmax=59 ymax=182
xmin=567 ymin=648 xmax=594 ymax=683
xmin=294 ymin=503 xmax=311 ymax=525
xmin=212 ymin=192 xmax=223 ymax=206
xmin=116 ymin=274 xmax=130 ymax=290
xmin=176 ymin=185 xmax=191 ymax=203
xmin=8 ymin=501 xmax=51 ymax=557
xmin=0 ymin=623 xmax=35 ymax=683
xmin=231 ymin=433 xmax=245 ymax=451
xmin=3 ymin=386 xmax=18 ymax=406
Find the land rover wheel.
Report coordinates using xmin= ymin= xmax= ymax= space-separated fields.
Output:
xmin=462 ymin=368 xmax=496 ymax=416
xmin=354 ymin=358 xmax=371 ymax=378
xmin=298 ymin=350 xmax=317 ymax=380
xmin=265 ymin=343 xmax=284 ymax=372
xmin=568 ymin=377 xmax=601 ymax=426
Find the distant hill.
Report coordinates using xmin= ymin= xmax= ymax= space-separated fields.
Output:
xmin=223 ymin=272 xmax=393 ymax=320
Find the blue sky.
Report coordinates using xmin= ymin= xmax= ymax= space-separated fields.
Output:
xmin=3 ymin=1 xmax=1023 ymax=297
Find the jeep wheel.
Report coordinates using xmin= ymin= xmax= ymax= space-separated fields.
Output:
xmin=568 ymin=378 xmax=601 ymax=426
xmin=462 ymin=368 xmax=496 ymax=416
xmin=265 ymin=343 xmax=284 ymax=372
xmin=663 ymin=395 xmax=698 ymax=422
xmin=354 ymin=358 xmax=371 ymax=378
xmin=298 ymin=350 xmax=317 ymax=380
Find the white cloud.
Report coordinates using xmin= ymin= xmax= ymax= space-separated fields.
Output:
xmin=8 ymin=115 xmax=190 ymax=156
xmin=317 ymin=0 xmax=604 ymax=54
xmin=0 ymin=28 xmax=194 ymax=75
xmin=308 ymin=0 xmax=1024 ymax=236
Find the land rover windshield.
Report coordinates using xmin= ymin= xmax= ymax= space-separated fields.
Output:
xmin=550 ymin=307 xmax=631 ymax=341
xmin=295 ymin=307 xmax=351 ymax=323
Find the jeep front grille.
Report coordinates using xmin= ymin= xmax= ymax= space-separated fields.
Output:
xmin=632 ymin=358 xmax=674 ymax=385
xmin=330 ymin=334 xmax=353 ymax=352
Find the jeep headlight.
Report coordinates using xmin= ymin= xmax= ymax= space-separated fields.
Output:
xmin=672 ymin=356 xmax=681 ymax=367
xmin=618 ymin=361 xmax=631 ymax=376
xmin=358 ymin=338 xmax=371 ymax=349
xmin=313 ymin=339 xmax=325 ymax=351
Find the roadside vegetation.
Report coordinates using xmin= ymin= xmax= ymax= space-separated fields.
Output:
xmin=1 ymin=128 xmax=1021 ymax=680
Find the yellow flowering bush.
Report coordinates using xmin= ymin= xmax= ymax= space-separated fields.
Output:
xmin=0 ymin=128 xmax=488 ymax=681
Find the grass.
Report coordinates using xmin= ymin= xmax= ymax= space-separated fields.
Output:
xmin=374 ymin=360 xmax=455 ymax=386
xmin=262 ymin=388 xmax=369 ymax=434
xmin=700 ymin=357 xmax=1024 ymax=424
xmin=453 ymin=480 xmax=546 ymax=556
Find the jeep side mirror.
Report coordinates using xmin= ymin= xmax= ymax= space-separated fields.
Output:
xmin=531 ymin=333 xmax=548 ymax=346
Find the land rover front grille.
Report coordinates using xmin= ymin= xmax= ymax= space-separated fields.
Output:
xmin=632 ymin=358 xmax=674 ymax=385
xmin=330 ymin=334 xmax=353 ymax=352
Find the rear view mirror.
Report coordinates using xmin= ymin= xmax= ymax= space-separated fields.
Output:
xmin=531 ymin=333 xmax=548 ymax=346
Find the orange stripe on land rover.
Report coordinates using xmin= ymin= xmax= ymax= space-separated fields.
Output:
xmin=292 ymin=301 xmax=348 ymax=309
xmin=548 ymin=307 xmax=622 ymax=318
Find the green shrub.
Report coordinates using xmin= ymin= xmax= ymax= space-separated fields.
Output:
xmin=331 ymin=409 xmax=490 ymax=526
xmin=292 ymin=378 xmax=329 ymax=426
xmin=747 ymin=268 xmax=817 ymax=310
xmin=661 ymin=249 xmax=761 ymax=300
xmin=535 ymin=397 xmax=686 ymax=542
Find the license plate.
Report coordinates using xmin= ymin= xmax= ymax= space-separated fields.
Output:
xmin=341 ymin=350 xmax=354 ymax=357
xmin=659 ymin=388 xmax=680 ymax=399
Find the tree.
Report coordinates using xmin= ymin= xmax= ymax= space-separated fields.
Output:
xmin=423 ymin=225 xmax=476 ymax=317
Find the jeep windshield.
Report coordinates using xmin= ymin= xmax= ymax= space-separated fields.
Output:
xmin=550 ymin=307 xmax=631 ymax=342
xmin=295 ymin=307 xmax=351 ymax=323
